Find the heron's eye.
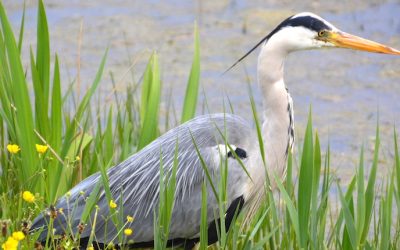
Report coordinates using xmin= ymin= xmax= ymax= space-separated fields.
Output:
xmin=318 ymin=30 xmax=326 ymax=37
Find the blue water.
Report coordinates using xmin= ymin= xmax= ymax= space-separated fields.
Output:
xmin=3 ymin=0 xmax=400 ymax=181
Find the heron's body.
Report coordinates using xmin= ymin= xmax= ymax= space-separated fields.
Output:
xmin=32 ymin=114 xmax=272 ymax=246
xmin=31 ymin=12 xmax=400 ymax=249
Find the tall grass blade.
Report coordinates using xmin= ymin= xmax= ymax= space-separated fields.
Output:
xmin=138 ymin=53 xmax=161 ymax=149
xmin=155 ymin=141 xmax=178 ymax=249
xmin=181 ymin=22 xmax=200 ymax=123
xmin=248 ymin=84 xmax=265 ymax=165
xmin=318 ymin=144 xmax=331 ymax=246
xmin=241 ymin=206 xmax=271 ymax=248
xmin=80 ymin=182 xmax=101 ymax=223
xmin=337 ymin=183 xmax=357 ymax=250
xmin=200 ymin=181 xmax=208 ymax=250
xmin=283 ymin=150 xmax=294 ymax=246
xmin=35 ymin=0 xmax=50 ymax=137
xmin=30 ymin=47 xmax=47 ymax=138
xmin=140 ymin=56 xmax=153 ymax=126
xmin=298 ymin=110 xmax=314 ymax=248
xmin=253 ymin=226 xmax=280 ymax=249
xmin=103 ymin=107 xmax=115 ymax=166
xmin=380 ymin=174 xmax=394 ymax=250
xmin=190 ymin=132 xmax=219 ymax=200
xmin=330 ymin=176 xmax=356 ymax=247
xmin=356 ymin=146 xmax=365 ymax=245
xmin=273 ymin=172 xmax=301 ymax=247
xmin=361 ymin=122 xmax=379 ymax=243
xmin=97 ymin=155 xmax=121 ymax=245
xmin=311 ymin=132 xmax=321 ymax=248
xmin=49 ymin=55 xmax=62 ymax=165
xmin=17 ymin=1 xmax=25 ymax=53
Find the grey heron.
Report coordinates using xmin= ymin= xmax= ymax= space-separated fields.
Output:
xmin=31 ymin=12 xmax=400 ymax=249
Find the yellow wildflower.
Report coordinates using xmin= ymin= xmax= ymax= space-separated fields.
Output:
xmin=35 ymin=144 xmax=48 ymax=154
xmin=76 ymin=156 xmax=81 ymax=161
xmin=6 ymin=144 xmax=20 ymax=154
xmin=109 ymin=200 xmax=117 ymax=209
xmin=22 ymin=191 xmax=35 ymax=203
xmin=124 ymin=228 xmax=133 ymax=236
xmin=1 ymin=236 xmax=18 ymax=250
xmin=87 ymin=246 xmax=94 ymax=250
xmin=11 ymin=231 xmax=25 ymax=241
xmin=127 ymin=216 xmax=134 ymax=223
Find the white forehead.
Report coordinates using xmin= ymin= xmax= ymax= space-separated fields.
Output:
xmin=291 ymin=12 xmax=339 ymax=31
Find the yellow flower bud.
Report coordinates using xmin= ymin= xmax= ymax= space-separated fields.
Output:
xmin=109 ymin=200 xmax=117 ymax=209
xmin=35 ymin=144 xmax=48 ymax=154
xmin=127 ymin=216 xmax=134 ymax=223
xmin=12 ymin=231 xmax=25 ymax=241
xmin=22 ymin=191 xmax=35 ymax=203
xmin=124 ymin=228 xmax=133 ymax=236
xmin=7 ymin=144 xmax=20 ymax=154
xmin=2 ymin=236 xmax=19 ymax=250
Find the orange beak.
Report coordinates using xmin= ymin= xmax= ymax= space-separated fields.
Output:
xmin=324 ymin=31 xmax=400 ymax=55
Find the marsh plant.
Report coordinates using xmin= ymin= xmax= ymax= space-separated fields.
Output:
xmin=0 ymin=1 xmax=399 ymax=249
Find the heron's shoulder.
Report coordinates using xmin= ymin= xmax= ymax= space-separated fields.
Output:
xmin=175 ymin=113 xmax=251 ymax=135
xmin=184 ymin=113 xmax=250 ymax=127
xmin=158 ymin=113 xmax=252 ymax=144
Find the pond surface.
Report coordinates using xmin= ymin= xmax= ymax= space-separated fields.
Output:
xmin=4 ymin=0 xmax=400 ymax=182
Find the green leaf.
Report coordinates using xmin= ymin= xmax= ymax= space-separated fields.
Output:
xmin=140 ymin=56 xmax=153 ymax=125
xmin=337 ymin=183 xmax=357 ymax=250
xmin=273 ymin=171 xmax=300 ymax=247
xmin=155 ymin=141 xmax=178 ymax=248
xmin=190 ymin=131 xmax=219 ymax=201
xmin=311 ymin=132 xmax=321 ymax=247
xmin=66 ymin=133 xmax=93 ymax=161
xmin=298 ymin=110 xmax=314 ymax=248
xmin=181 ymin=22 xmax=200 ymax=123
xmin=35 ymin=0 xmax=51 ymax=137
xmin=379 ymin=174 xmax=394 ymax=250
xmin=17 ymin=1 xmax=25 ymax=53
xmin=80 ymin=182 xmax=101 ymax=223
xmin=50 ymin=55 xmax=62 ymax=152
xmin=103 ymin=107 xmax=114 ymax=166
xmin=248 ymin=84 xmax=266 ymax=165
xmin=138 ymin=53 xmax=161 ymax=149
xmin=356 ymin=146 xmax=365 ymax=245
xmin=199 ymin=181 xmax=208 ymax=250
xmin=361 ymin=123 xmax=379 ymax=243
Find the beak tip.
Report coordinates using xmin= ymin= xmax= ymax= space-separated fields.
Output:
xmin=386 ymin=47 xmax=400 ymax=55
xmin=392 ymin=49 xmax=400 ymax=55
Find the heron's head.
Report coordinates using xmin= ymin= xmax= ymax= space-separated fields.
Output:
xmin=268 ymin=12 xmax=400 ymax=54
xmin=226 ymin=12 xmax=400 ymax=72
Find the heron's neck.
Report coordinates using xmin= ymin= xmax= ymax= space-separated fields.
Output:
xmin=257 ymin=43 xmax=294 ymax=176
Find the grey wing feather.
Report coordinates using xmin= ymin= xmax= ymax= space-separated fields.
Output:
xmin=31 ymin=113 xmax=254 ymax=243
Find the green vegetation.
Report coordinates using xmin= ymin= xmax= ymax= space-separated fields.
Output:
xmin=0 ymin=1 xmax=399 ymax=249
